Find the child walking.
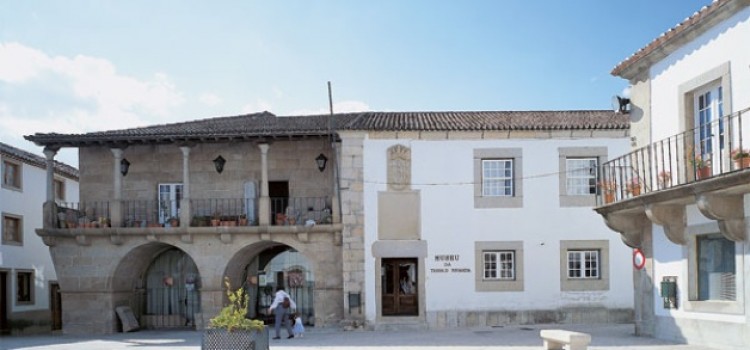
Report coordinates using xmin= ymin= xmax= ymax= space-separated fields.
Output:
xmin=293 ymin=313 xmax=305 ymax=338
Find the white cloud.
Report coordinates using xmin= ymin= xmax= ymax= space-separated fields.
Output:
xmin=0 ymin=42 xmax=186 ymax=163
xmin=290 ymin=100 xmax=370 ymax=116
xmin=199 ymin=93 xmax=222 ymax=106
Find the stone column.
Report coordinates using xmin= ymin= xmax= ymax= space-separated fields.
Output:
xmin=110 ymin=148 xmax=124 ymax=227
xmin=332 ymin=141 xmax=341 ymax=223
xmin=42 ymin=147 xmax=58 ymax=229
xmin=180 ymin=146 xmax=192 ymax=227
xmin=258 ymin=143 xmax=270 ymax=226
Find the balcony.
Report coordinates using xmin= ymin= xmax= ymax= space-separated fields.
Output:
xmin=54 ymin=196 xmax=332 ymax=229
xmin=598 ymin=107 xmax=750 ymax=206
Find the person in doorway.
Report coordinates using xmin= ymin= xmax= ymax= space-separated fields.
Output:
xmin=268 ymin=286 xmax=296 ymax=339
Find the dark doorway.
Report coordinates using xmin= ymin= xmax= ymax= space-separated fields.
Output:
xmin=50 ymin=282 xmax=62 ymax=330
xmin=1 ymin=271 xmax=8 ymax=334
xmin=381 ymin=258 xmax=418 ymax=316
xmin=269 ymin=181 xmax=289 ymax=225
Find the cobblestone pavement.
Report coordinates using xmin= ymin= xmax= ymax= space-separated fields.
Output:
xmin=0 ymin=324 xmax=725 ymax=350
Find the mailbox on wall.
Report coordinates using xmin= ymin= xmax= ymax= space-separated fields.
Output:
xmin=661 ymin=276 xmax=678 ymax=309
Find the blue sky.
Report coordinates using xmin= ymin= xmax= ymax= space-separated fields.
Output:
xmin=1 ymin=0 xmax=712 ymax=167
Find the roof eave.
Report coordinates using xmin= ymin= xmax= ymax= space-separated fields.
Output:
xmin=612 ymin=0 xmax=748 ymax=80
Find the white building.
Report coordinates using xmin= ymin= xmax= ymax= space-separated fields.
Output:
xmin=596 ymin=0 xmax=750 ymax=348
xmin=1 ymin=142 xmax=79 ymax=334
xmin=353 ymin=111 xmax=634 ymax=329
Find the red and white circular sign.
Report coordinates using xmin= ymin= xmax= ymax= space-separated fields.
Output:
xmin=633 ymin=248 xmax=646 ymax=270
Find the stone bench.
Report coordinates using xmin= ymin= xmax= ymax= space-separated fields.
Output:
xmin=540 ymin=329 xmax=592 ymax=350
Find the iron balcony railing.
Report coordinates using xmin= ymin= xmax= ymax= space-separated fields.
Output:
xmin=599 ymin=107 xmax=750 ymax=205
xmin=53 ymin=196 xmax=332 ymax=228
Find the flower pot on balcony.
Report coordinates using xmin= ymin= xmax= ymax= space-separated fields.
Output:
xmin=696 ymin=166 xmax=712 ymax=180
xmin=604 ymin=192 xmax=616 ymax=204
xmin=735 ymin=158 xmax=750 ymax=169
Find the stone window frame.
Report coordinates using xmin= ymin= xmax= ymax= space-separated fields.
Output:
xmin=683 ymin=222 xmax=744 ymax=314
xmin=2 ymin=157 xmax=23 ymax=191
xmin=558 ymin=147 xmax=608 ymax=207
xmin=15 ymin=269 xmax=34 ymax=305
xmin=473 ymin=148 xmax=523 ymax=208
xmin=475 ymin=241 xmax=524 ymax=292
xmin=2 ymin=212 xmax=23 ymax=246
xmin=559 ymin=240 xmax=609 ymax=291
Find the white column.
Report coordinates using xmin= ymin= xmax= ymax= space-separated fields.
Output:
xmin=110 ymin=148 xmax=124 ymax=227
xmin=180 ymin=146 xmax=192 ymax=228
xmin=258 ymin=143 xmax=270 ymax=225
xmin=42 ymin=147 xmax=58 ymax=229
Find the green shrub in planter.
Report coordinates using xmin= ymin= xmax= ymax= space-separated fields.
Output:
xmin=203 ymin=277 xmax=267 ymax=350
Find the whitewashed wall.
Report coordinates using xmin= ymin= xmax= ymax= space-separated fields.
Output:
xmin=650 ymin=7 xmax=750 ymax=141
xmin=647 ymin=6 xmax=750 ymax=326
xmin=361 ymin=136 xmax=632 ymax=321
xmin=0 ymin=160 xmax=79 ymax=314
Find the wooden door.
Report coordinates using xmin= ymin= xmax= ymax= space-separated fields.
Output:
xmin=50 ymin=283 xmax=62 ymax=330
xmin=381 ymin=258 xmax=418 ymax=316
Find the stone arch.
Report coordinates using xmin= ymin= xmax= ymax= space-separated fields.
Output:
xmin=110 ymin=242 xmax=203 ymax=328
xmin=223 ymin=240 xmax=318 ymax=324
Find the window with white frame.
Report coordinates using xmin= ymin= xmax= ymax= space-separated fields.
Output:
xmin=475 ymin=241 xmax=524 ymax=292
xmin=483 ymin=251 xmax=515 ymax=280
xmin=697 ymin=233 xmax=735 ymax=301
xmin=474 ymin=148 xmax=522 ymax=209
xmin=566 ymin=158 xmax=598 ymax=195
xmin=2 ymin=159 xmax=22 ymax=190
xmin=560 ymin=240 xmax=609 ymax=291
xmin=2 ymin=214 xmax=22 ymax=245
xmin=482 ymin=159 xmax=513 ymax=197
xmin=158 ymin=183 xmax=183 ymax=224
xmin=567 ymin=250 xmax=600 ymax=279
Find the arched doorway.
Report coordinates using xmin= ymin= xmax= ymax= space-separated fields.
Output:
xmin=227 ymin=243 xmax=315 ymax=327
xmin=139 ymin=247 xmax=201 ymax=328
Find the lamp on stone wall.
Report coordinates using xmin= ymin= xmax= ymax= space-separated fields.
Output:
xmin=316 ymin=153 xmax=328 ymax=172
xmin=213 ymin=155 xmax=226 ymax=174
xmin=120 ymin=158 xmax=130 ymax=176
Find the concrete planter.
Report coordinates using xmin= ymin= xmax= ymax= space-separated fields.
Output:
xmin=202 ymin=327 xmax=269 ymax=350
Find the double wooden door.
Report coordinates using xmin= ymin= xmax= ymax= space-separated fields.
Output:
xmin=381 ymin=258 xmax=418 ymax=316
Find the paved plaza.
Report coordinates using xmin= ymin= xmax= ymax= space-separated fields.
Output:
xmin=0 ymin=324 xmax=725 ymax=350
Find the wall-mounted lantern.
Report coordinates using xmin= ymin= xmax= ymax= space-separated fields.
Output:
xmin=120 ymin=158 xmax=131 ymax=176
xmin=213 ymin=155 xmax=226 ymax=174
xmin=316 ymin=153 xmax=328 ymax=172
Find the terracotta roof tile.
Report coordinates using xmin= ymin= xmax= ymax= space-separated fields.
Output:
xmin=24 ymin=110 xmax=628 ymax=147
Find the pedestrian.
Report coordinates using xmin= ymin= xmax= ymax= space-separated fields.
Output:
xmin=293 ymin=313 xmax=305 ymax=338
xmin=268 ymin=286 xmax=296 ymax=339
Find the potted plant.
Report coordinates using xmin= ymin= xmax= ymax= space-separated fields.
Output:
xmin=732 ymin=148 xmax=750 ymax=169
xmin=203 ymin=277 xmax=268 ymax=350
xmin=625 ymin=177 xmax=642 ymax=196
xmin=691 ymin=155 xmax=711 ymax=179
xmin=211 ymin=212 xmax=221 ymax=227
xmin=168 ymin=216 xmax=179 ymax=228
xmin=238 ymin=214 xmax=248 ymax=226
xmin=598 ymin=180 xmax=617 ymax=204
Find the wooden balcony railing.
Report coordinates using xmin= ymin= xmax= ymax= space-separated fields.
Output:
xmin=599 ymin=107 xmax=750 ymax=205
